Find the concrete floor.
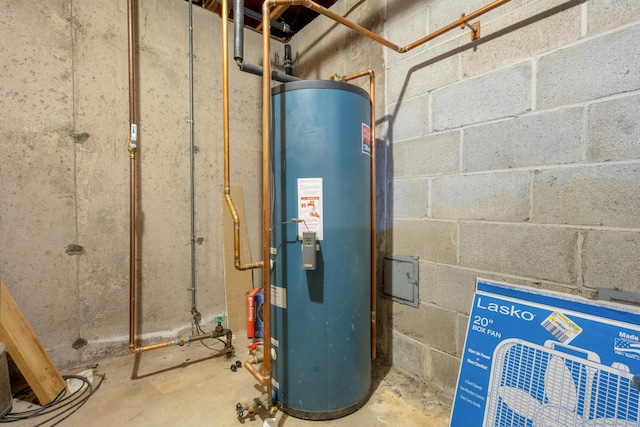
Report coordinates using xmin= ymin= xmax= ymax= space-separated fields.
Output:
xmin=14 ymin=334 xmax=452 ymax=426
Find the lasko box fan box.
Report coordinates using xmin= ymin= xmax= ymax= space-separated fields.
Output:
xmin=451 ymin=279 xmax=640 ymax=427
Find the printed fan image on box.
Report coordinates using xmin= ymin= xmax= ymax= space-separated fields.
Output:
xmin=484 ymin=338 xmax=640 ymax=427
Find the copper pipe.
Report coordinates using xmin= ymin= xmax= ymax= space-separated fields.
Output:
xmin=244 ymin=359 xmax=268 ymax=386
xmin=222 ymin=0 xmax=264 ymax=271
xmin=306 ymin=2 xmax=401 ymax=52
xmin=127 ymin=0 xmax=137 ymax=130
xmin=127 ymin=0 xmax=237 ymax=355
xmin=370 ymin=70 xmax=377 ymax=361
xmin=302 ymin=0 xmax=511 ymax=54
xmin=399 ymin=0 xmax=511 ymax=52
xmin=343 ymin=70 xmax=376 ymax=360
xmin=262 ymin=0 xmax=275 ymax=405
xmin=127 ymin=0 xmax=138 ymax=354
xmin=126 ymin=0 xmax=175 ymax=355
xmin=130 ymin=330 xmax=235 ymax=354
xmin=261 ymin=0 xmax=311 ymax=405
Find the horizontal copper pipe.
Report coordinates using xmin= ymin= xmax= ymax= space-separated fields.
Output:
xmin=306 ymin=2 xmax=401 ymax=52
xmin=130 ymin=330 xmax=234 ymax=354
xmin=342 ymin=70 xmax=370 ymax=81
xmin=303 ymin=0 xmax=511 ymax=54
xmin=399 ymin=0 xmax=511 ymax=52
xmin=130 ymin=341 xmax=173 ymax=353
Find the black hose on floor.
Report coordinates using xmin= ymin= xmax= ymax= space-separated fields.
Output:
xmin=0 ymin=373 xmax=105 ymax=426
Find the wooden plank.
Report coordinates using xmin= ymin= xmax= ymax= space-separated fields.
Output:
xmin=221 ymin=185 xmax=254 ymax=332
xmin=202 ymin=0 xmax=221 ymax=15
xmin=0 ymin=280 xmax=65 ymax=405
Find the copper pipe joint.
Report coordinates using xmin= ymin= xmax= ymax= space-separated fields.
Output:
xmin=244 ymin=359 xmax=268 ymax=387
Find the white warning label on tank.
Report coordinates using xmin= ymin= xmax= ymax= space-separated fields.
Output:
xmin=271 ymin=285 xmax=287 ymax=309
xmin=362 ymin=123 xmax=371 ymax=157
xmin=298 ymin=178 xmax=323 ymax=240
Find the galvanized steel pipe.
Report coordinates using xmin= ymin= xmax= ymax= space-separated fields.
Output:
xmin=188 ymin=0 xmax=198 ymax=314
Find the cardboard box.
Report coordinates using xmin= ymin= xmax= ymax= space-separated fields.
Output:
xmin=451 ymin=279 xmax=640 ymax=427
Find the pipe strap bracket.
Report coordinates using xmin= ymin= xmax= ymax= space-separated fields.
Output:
xmin=459 ymin=13 xmax=481 ymax=40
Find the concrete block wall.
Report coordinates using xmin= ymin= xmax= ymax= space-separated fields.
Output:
xmin=383 ymin=0 xmax=640 ymax=394
xmin=0 ymin=0 xmax=274 ymax=368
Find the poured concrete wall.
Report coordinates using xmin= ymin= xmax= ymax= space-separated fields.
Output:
xmin=0 ymin=0 xmax=274 ymax=368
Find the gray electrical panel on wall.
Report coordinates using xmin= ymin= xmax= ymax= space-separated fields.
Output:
xmin=381 ymin=255 xmax=419 ymax=307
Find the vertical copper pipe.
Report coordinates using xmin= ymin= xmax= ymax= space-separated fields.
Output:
xmin=262 ymin=0 xmax=274 ymax=404
xmin=126 ymin=0 xmax=237 ymax=355
xmin=125 ymin=0 xmax=183 ymax=354
xmin=127 ymin=0 xmax=138 ymax=353
xmin=259 ymin=0 xmax=313 ymax=401
xmin=343 ymin=70 xmax=376 ymax=360
xmin=369 ymin=72 xmax=376 ymax=360
xmin=223 ymin=0 xmax=264 ymax=272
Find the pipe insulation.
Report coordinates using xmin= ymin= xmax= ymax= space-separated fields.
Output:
xmin=218 ymin=0 xmax=290 ymax=33
xmin=233 ymin=0 xmax=299 ymax=83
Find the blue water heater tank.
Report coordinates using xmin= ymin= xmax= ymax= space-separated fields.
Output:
xmin=270 ymin=80 xmax=372 ymax=420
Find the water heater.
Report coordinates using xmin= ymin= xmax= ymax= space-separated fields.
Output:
xmin=270 ymin=80 xmax=372 ymax=420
